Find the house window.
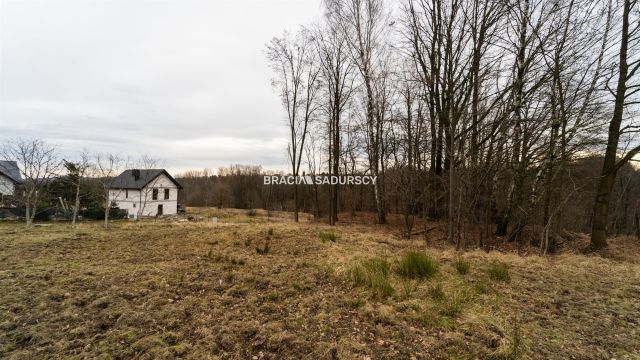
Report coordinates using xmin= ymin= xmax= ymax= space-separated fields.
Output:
xmin=164 ymin=189 xmax=170 ymax=200
xmin=152 ymin=189 xmax=158 ymax=200
xmin=126 ymin=189 xmax=129 ymax=198
xmin=133 ymin=203 xmax=136 ymax=208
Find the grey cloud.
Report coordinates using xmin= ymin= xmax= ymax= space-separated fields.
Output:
xmin=0 ymin=0 xmax=321 ymax=173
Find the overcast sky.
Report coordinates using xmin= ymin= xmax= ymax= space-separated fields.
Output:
xmin=0 ymin=0 xmax=323 ymax=173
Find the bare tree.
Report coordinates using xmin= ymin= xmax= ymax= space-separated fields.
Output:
xmin=267 ymin=28 xmax=321 ymax=222
xmin=93 ymin=153 xmax=126 ymax=228
xmin=1 ymin=138 xmax=59 ymax=229
xmin=134 ymin=155 xmax=164 ymax=219
xmin=327 ymin=0 xmax=392 ymax=224
xmin=314 ymin=20 xmax=356 ymax=225
xmin=259 ymin=0 xmax=640 ymax=250
xmin=591 ymin=0 xmax=640 ymax=249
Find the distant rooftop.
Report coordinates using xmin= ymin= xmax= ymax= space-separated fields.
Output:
xmin=108 ymin=169 xmax=182 ymax=189
xmin=0 ymin=161 xmax=22 ymax=184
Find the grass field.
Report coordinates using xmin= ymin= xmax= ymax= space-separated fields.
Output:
xmin=0 ymin=210 xmax=639 ymax=359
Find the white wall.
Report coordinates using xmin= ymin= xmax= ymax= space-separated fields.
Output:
xmin=109 ymin=189 xmax=141 ymax=218
xmin=108 ymin=173 xmax=179 ymax=219
xmin=0 ymin=175 xmax=14 ymax=196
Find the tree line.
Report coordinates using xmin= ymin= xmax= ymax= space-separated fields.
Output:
xmin=264 ymin=0 xmax=640 ymax=251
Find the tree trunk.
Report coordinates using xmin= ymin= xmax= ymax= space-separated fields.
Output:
xmin=294 ymin=182 xmax=299 ymax=222
xmin=72 ymin=183 xmax=80 ymax=227
xmin=104 ymin=196 xmax=110 ymax=229
xmin=25 ymin=203 xmax=31 ymax=229
xmin=590 ymin=0 xmax=632 ymax=250
xmin=635 ymin=205 xmax=640 ymax=241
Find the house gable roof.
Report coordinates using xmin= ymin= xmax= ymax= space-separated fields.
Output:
xmin=0 ymin=161 xmax=23 ymax=184
xmin=108 ymin=169 xmax=183 ymax=190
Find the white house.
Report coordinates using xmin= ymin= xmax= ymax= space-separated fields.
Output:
xmin=108 ymin=169 xmax=182 ymax=219
xmin=0 ymin=161 xmax=22 ymax=200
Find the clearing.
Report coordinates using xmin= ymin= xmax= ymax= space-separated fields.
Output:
xmin=0 ymin=210 xmax=639 ymax=359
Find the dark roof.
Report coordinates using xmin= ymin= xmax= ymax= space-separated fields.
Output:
xmin=0 ymin=161 xmax=22 ymax=184
xmin=108 ymin=169 xmax=182 ymax=190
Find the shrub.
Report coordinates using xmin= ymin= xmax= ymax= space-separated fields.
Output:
xmin=395 ymin=251 xmax=439 ymax=279
xmin=267 ymin=228 xmax=274 ymax=236
xmin=455 ymin=257 xmax=470 ymax=275
xmin=318 ymin=230 xmax=337 ymax=242
xmin=79 ymin=207 xmax=128 ymax=220
xmin=488 ymin=262 xmax=510 ymax=281
xmin=349 ymin=257 xmax=394 ymax=299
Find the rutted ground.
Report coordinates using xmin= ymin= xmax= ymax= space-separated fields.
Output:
xmin=0 ymin=216 xmax=638 ymax=359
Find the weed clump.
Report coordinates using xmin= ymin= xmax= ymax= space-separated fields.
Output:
xmin=349 ymin=257 xmax=394 ymax=299
xmin=430 ymin=283 xmax=446 ymax=301
xmin=488 ymin=262 xmax=510 ymax=281
xmin=230 ymin=258 xmax=245 ymax=265
xmin=440 ymin=289 xmax=472 ymax=318
xmin=256 ymin=239 xmax=270 ymax=255
xmin=455 ymin=257 xmax=470 ymax=275
xmin=318 ymin=230 xmax=337 ymax=242
xmin=474 ymin=280 xmax=490 ymax=294
xmin=395 ymin=251 xmax=438 ymax=280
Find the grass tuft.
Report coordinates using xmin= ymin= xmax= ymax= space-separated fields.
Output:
xmin=440 ymin=289 xmax=472 ymax=318
xmin=255 ymin=239 xmax=270 ymax=255
xmin=488 ymin=262 xmax=510 ymax=282
xmin=473 ymin=280 xmax=490 ymax=294
xmin=349 ymin=257 xmax=394 ymax=299
xmin=455 ymin=257 xmax=470 ymax=275
xmin=395 ymin=251 xmax=439 ymax=280
xmin=430 ymin=283 xmax=446 ymax=301
xmin=318 ymin=230 xmax=337 ymax=242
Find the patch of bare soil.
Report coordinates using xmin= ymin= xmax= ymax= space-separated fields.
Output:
xmin=0 ymin=216 xmax=638 ymax=359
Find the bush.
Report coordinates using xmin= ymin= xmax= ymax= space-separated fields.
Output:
xmin=395 ymin=251 xmax=439 ymax=280
xmin=349 ymin=257 xmax=394 ymax=299
xmin=488 ymin=262 xmax=510 ymax=281
xmin=79 ymin=207 xmax=127 ymax=220
xmin=318 ymin=230 xmax=337 ymax=242
xmin=455 ymin=257 xmax=470 ymax=275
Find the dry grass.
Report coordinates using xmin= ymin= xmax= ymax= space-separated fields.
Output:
xmin=0 ymin=211 xmax=639 ymax=359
